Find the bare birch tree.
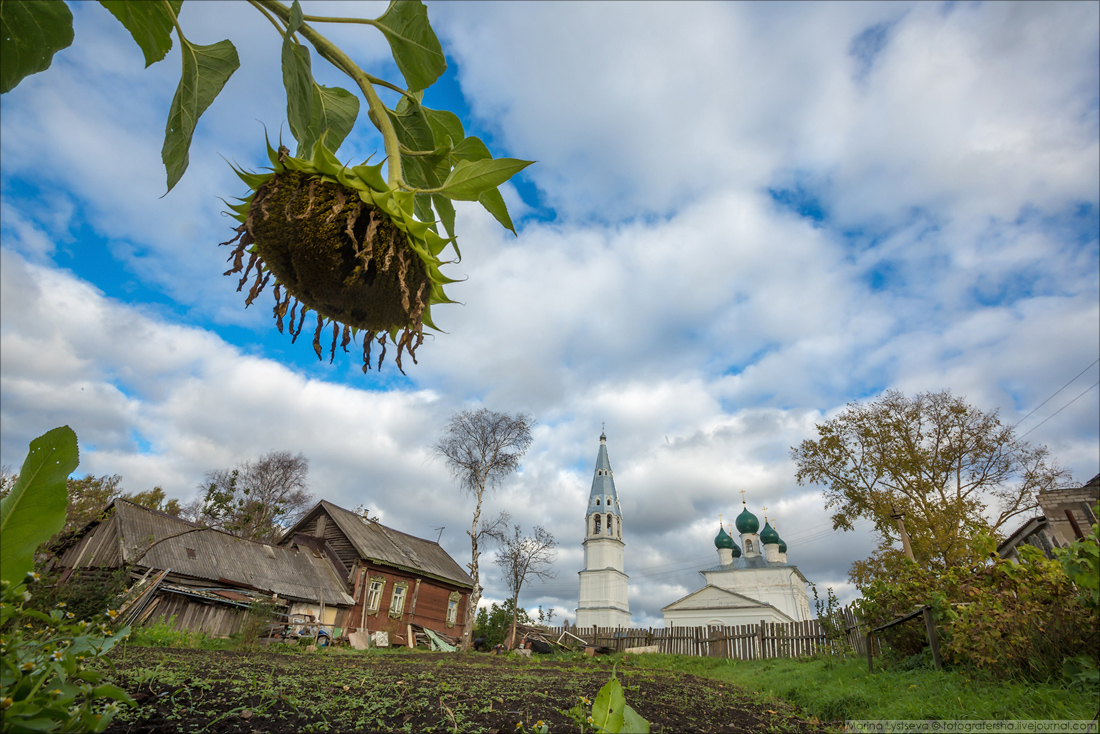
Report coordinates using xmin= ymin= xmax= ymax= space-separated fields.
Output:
xmin=495 ymin=524 xmax=557 ymax=649
xmin=434 ymin=409 xmax=534 ymax=651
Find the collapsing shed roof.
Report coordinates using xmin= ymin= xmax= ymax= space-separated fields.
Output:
xmin=62 ymin=500 xmax=354 ymax=606
xmin=287 ymin=501 xmax=474 ymax=589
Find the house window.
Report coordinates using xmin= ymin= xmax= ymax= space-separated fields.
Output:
xmin=389 ymin=581 xmax=410 ymax=618
xmin=365 ymin=577 xmax=386 ymax=614
xmin=446 ymin=591 xmax=461 ymax=628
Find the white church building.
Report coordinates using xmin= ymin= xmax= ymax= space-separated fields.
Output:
xmin=575 ymin=431 xmax=631 ymax=628
xmin=662 ymin=500 xmax=812 ymax=626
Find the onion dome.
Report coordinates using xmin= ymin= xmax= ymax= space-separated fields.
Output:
xmin=778 ymin=537 xmax=788 ymax=554
xmin=714 ymin=526 xmax=735 ymax=550
xmin=731 ymin=539 xmax=742 ymax=558
xmin=760 ymin=521 xmax=780 ymax=545
xmin=735 ymin=506 xmax=759 ymax=534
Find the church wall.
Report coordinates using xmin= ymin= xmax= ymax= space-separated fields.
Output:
xmin=702 ymin=568 xmax=812 ymax=622
xmin=663 ymin=605 xmax=791 ymax=628
xmin=583 ymin=538 xmax=624 ymax=570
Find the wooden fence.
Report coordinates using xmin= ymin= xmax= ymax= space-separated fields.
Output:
xmin=537 ymin=606 xmax=865 ymax=661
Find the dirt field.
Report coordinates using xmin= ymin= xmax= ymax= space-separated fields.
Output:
xmin=103 ymin=647 xmax=831 ymax=733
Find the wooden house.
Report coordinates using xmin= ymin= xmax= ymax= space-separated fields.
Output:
xmin=278 ymin=501 xmax=474 ymax=642
xmin=53 ymin=499 xmax=354 ymax=636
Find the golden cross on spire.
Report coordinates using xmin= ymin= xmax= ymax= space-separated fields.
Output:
xmin=739 ymin=489 xmax=747 ymax=504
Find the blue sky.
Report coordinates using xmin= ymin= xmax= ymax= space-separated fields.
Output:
xmin=2 ymin=1 xmax=1098 ymax=626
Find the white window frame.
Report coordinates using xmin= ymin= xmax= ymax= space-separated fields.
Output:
xmin=389 ymin=581 xmax=409 ymax=618
xmin=365 ymin=577 xmax=386 ymax=614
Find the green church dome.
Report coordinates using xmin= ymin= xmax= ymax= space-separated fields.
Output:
xmin=778 ymin=537 xmax=787 ymax=553
xmin=735 ymin=506 xmax=759 ymax=534
xmin=760 ymin=521 xmax=780 ymax=545
xmin=714 ymin=526 xmax=734 ymax=550
xmin=731 ymin=539 xmax=742 ymax=558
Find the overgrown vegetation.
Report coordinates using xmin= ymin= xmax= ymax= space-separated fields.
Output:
xmin=854 ymin=532 xmax=1099 ymax=683
xmin=1 ymin=427 xmax=137 ymax=732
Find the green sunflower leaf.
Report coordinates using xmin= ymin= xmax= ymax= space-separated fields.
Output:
xmin=437 ymin=158 xmax=533 ymax=201
xmin=451 ymin=135 xmax=491 ymax=163
xmin=99 ymin=0 xmax=182 ymax=68
xmin=432 ymin=193 xmax=456 ymax=240
xmin=372 ymin=0 xmax=445 ymax=93
xmin=162 ymin=38 xmax=239 ymax=192
xmin=299 ymin=83 xmax=359 ymax=157
xmin=423 ymin=106 xmax=463 ymax=147
xmin=478 ymin=187 xmax=516 ymax=235
xmin=0 ymin=0 xmax=74 ymax=94
xmin=281 ymin=1 xmax=313 ymax=153
xmin=0 ymin=426 xmax=78 ymax=586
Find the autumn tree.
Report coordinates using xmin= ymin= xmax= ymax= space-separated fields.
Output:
xmin=495 ymin=524 xmax=557 ymax=649
xmin=792 ymin=389 xmax=1072 ymax=580
xmin=190 ymin=450 xmax=313 ymax=543
xmin=434 ymin=409 xmax=534 ymax=651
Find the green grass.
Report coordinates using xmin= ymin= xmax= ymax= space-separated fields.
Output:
xmin=623 ymin=653 xmax=1099 ymax=722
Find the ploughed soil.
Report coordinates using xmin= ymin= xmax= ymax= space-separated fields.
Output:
xmin=103 ymin=647 xmax=831 ymax=734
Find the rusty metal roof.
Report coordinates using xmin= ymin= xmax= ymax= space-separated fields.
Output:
xmin=111 ymin=500 xmax=354 ymax=606
xmin=288 ymin=501 xmax=474 ymax=589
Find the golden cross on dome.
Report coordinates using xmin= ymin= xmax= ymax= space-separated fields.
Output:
xmin=718 ymin=512 xmax=723 ymax=527
xmin=739 ymin=489 xmax=747 ymax=504
xmin=761 ymin=506 xmax=768 ymax=521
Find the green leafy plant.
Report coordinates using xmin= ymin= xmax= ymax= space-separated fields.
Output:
xmin=2 ymin=0 xmax=532 ymax=371
xmin=0 ymin=427 xmax=137 ymax=732
xmin=560 ymin=670 xmax=650 ymax=734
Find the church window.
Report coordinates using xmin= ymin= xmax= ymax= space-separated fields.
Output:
xmin=746 ymin=540 xmax=753 ymax=552
xmin=596 ymin=498 xmax=601 ymax=505
xmin=606 ymin=514 xmax=612 ymax=535
xmin=594 ymin=515 xmax=601 ymax=535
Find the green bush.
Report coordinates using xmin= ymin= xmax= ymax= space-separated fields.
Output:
xmin=1 ymin=575 xmax=135 ymax=732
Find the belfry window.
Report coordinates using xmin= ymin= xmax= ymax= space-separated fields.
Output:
xmin=596 ymin=498 xmax=601 ymax=505
xmin=746 ymin=539 xmax=753 ymax=552
xmin=594 ymin=515 xmax=601 ymax=535
xmin=606 ymin=514 xmax=612 ymax=535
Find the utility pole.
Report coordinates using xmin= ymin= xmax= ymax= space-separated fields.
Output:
xmin=891 ymin=504 xmax=916 ymax=562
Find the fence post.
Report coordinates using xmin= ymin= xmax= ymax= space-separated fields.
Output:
xmin=757 ymin=620 xmax=766 ymax=659
xmin=921 ymin=606 xmax=943 ymax=671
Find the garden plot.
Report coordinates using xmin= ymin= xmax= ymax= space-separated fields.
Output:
xmin=104 ymin=648 xmax=830 ymax=733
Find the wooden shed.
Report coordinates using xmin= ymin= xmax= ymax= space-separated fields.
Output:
xmin=54 ymin=499 xmax=354 ymax=636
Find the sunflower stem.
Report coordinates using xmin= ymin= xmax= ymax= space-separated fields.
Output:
xmin=253 ymin=0 xmax=404 ymax=187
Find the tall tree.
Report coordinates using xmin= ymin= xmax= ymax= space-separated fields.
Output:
xmin=495 ymin=524 xmax=557 ymax=649
xmin=792 ymin=389 xmax=1072 ymax=577
xmin=191 ymin=450 xmax=313 ymax=543
xmin=434 ymin=409 xmax=534 ymax=651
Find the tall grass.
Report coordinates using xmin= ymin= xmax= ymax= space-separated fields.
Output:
xmin=624 ymin=653 xmax=1098 ymax=722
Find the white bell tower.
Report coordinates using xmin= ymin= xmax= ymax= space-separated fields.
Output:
xmin=576 ymin=430 xmax=631 ymax=628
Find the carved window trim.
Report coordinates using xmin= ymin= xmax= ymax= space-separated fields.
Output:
xmin=445 ymin=591 xmax=461 ymax=628
xmin=388 ymin=580 xmax=410 ymax=618
xmin=365 ymin=576 xmax=386 ymax=615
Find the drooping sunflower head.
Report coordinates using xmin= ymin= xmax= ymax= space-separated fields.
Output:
xmin=221 ymin=140 xmax=456 ymax=373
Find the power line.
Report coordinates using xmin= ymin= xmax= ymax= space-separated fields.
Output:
xmin=1018 ymin=379 xmax=1100 ymax=440
xmin=1012 ymin=357 xmax=1099 ymax=430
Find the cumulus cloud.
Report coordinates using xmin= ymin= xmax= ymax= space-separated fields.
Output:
xmin=2 ymin=1 xmax=1097 ymax=625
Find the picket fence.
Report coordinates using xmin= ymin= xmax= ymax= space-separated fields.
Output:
xmin=538 ymin=607 xmax=865 ymax=661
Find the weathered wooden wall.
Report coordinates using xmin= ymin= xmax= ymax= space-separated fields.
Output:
xmin=345 ymin=564 xmax=467 ymax=636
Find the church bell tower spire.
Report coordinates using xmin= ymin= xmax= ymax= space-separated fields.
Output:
xmin=576 ymin=429 xmax=631 ymax=628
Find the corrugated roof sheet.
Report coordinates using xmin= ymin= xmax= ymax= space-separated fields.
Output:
xmin=111 ymin=500 xmax=354 ymax=606
xmin=290 ymin=501 xmax=474 ymax=589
